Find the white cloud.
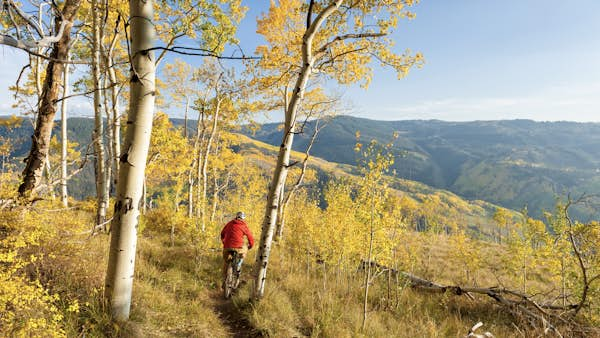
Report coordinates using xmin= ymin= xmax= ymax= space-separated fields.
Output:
xmin=372 ymin=83 xmax=600 ymax=122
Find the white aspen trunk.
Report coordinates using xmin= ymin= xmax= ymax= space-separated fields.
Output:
xmin=34 ymin=6 xmax=43 ymax=95
xmin=274 ymin=91 xmax=289 ymax=241
xmin=45 ymin=153 xmax=53 ymax=198
xmin=108 ymin=55 xmax=121 ymax=185
xmin=103 ymin=72 xmax=113 ymax=200
xmin=362 ymin=187 xmax=375 ymax=331
xmin=200 ymin=99 xmax=221 ymax=230
xmin=253 ymin=2 xmax=342 ymax=300
xmin=253 ymin=85 xmax=299 ymax=299
xmin=275 ymin=120 xmax=320 ymax=240
xmin=211 ymin=167 xmax=219 ymax=222
xmin=92 ymin=0 xmax=108 ymax=225
xmin=184 ymin=97 xmax=189 ymax=139
xmin=35 ymin=51 xmax=42 ymax=97
xmin=60 ymin=59 xmax=70 ymax=207
xmin=274 ymin=183 xmax=285 ymax=241
xmin=195 ymin=107 xmax=207 ymax=219
xmin=106 ymin=28 xmax=121 ymax=188
xmin=186 ymin=105 xmax=205 ymax=219
xmin=187 ymin=169 xmax=194 ymax=217
xmin=104 ymin=0 xmax=155 ymax=321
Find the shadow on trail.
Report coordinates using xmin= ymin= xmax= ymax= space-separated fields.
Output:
xmin=208 ymin=288 xmax=264 ymax=338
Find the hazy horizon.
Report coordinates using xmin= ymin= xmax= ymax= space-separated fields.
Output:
xmin=1 ymin=113 xmax=599 ymax=125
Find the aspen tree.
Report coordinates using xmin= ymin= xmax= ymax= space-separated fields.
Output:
xmin=11 ymin=0 xmax=83 ymax=197
xmin=104 ymin=0 xmax=156 ymax=321
xmin=252 ymin=0 xmax=422 ymax=299
xmin=60 ymin=56 xmax=71 ymax=207
xmin=355 ymin=136 xmax=395 ymax=330
xmin=91 ymin=0 xmax=108 ymax=225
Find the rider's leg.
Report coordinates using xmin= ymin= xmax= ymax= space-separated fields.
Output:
xmin=222 ymin=249 xmax=230 ymax=278
xmin=236 ymin=257 xmax=244 ymax=272
xmin=236 ymin=246 xmax=248 ymax=272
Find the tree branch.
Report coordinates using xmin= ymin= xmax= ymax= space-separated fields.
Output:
xmin=315 ymin=32 xmax=385 ymax=56
xmin=140 ymin=46 xmax=260 ymax=60
xmin=306 ymin=0 xmax=315 ymax=29
xmin=53 ymin=82 xmax=118 ymax=103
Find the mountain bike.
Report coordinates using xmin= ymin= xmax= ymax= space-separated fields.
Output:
xmin=224 ymin=250 xmax=242 ymax=299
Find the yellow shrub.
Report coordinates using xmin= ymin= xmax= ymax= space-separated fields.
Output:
xmin=0 ymin=210 xmax=65 ymax=337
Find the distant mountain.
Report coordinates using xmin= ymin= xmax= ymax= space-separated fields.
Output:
xmin=0 ymin=117 xmax=97 ymax=199
xmin=3 ymin=115 xmax=598 ymax=220
xmin=243 ymin=116 xmax=600 ymax=220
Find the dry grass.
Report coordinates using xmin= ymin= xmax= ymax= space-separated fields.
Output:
xmin=233 ymin=239 xmax=584 ymax=338
xmin=8 ymin=204 xmax=589 ymax=337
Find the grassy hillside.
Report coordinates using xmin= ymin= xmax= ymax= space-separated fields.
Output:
xmin=244 ymin=116 xmax=600 ymax=219
xmin=3 ymin=200 xmax=595 ymax=337
xmin=235 ymin=133 xmax=510 ymax=238
xmin=0 ymin=116 xmax=509 ymax=236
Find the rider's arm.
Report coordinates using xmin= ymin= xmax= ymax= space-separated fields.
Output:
xmin=244 ymin=224 xmax=255 ymax=249
xmin=220 ymin=224 xmax=226 ymax=243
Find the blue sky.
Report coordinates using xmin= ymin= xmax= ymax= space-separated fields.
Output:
xmin=1 ymin=0 xmax=600 ymax=122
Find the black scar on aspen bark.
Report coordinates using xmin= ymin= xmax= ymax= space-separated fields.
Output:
xmin=119 ymin=152 xmax=128 ymax=163
xmin=131 ymin=74 xmax=139 ymax=83
xmin=124 ymin=197 xmax=133 ymax=211
xmin=115 ymin=200 xmax=122 ymax=212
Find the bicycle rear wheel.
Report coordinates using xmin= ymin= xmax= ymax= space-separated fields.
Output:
xmin=224 ymin=263 xmax=234 ymax=299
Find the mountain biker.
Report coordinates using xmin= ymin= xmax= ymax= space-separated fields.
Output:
xmin=220 ymin=211 xmax=255 ymax=287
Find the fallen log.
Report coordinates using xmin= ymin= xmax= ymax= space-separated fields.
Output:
xmin=401 ymin=272 xmax=569 ymax=337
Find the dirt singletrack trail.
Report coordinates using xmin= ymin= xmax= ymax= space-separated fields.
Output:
xmin=208 ymin=288 xmax=263 ymax=338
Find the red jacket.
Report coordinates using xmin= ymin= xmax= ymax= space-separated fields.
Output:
xmin=221 ymin=219 xmax=254 ymax=249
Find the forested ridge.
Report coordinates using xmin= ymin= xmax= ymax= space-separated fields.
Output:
xmin=4 ymin=115 xmax=599 ymax=220
xmin=247 ymin=116 xmax=600 ymax=220
xmin=1 ymin=1 xmax=599 ymax=337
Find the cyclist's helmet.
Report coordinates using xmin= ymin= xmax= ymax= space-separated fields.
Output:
xmin=235 ymin=211 xmax=245 ymax=220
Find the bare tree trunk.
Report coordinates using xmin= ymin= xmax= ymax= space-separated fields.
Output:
xmin=194 ymin=106 xmax=207 ymax=220
xmin=253 ymin=2 xmax=342 ymax=299
xmin=45 ymin=152 xmax=53 ymax=198
xmin=362 ymin=187 xmax=375 ymax=331
xmin=211 ymin=168 xmax=219 ymax=222
xmin=274 ymin=183 xmax=285 ymax=240
xmin=200 ymin=99 xmax=221 ymax=230
xmin=107 ymin=56 xmax=121 ymax=186
xmin=211 ymin=168 xmax=229 ymax=223
xmin=60 ymin=58 xmax=70 ymax=207
xmin=106 ymin=23 xmax=121 ymax=190
xmin=184 ymin=97 xmax=189 ymax=139
xmin=92 ymin=0 xmax=108 ymax=225
xmin=103 ymin=72 xmax=113 ymax=200
xmin=104 ymin=0 xmax=155 ymax=321
xmin=187 ymin=169 xmax=194 ymax=217
xmin=275 ymin=119 xmax=321 ymax=241
xmin=18 ymin=0 xmax=82 ymax=197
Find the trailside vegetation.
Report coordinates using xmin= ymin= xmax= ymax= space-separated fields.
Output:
xmin=0 ymin=1 xmax=598 ymax=337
